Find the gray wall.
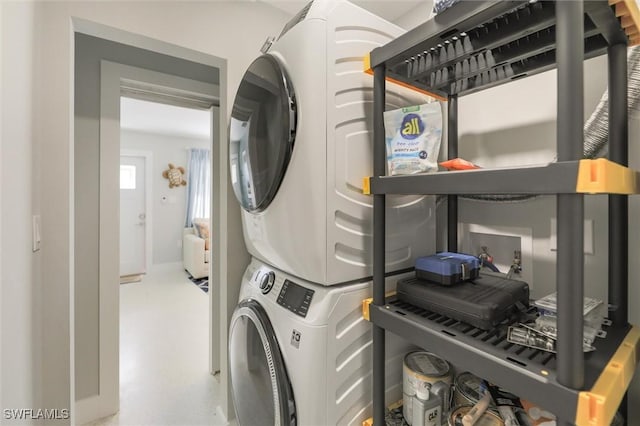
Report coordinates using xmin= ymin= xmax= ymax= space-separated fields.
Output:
xmin=74 ymin=33 xmax=219 ymax=400
xmin=120 ymin=129 xmax=210 ymax=266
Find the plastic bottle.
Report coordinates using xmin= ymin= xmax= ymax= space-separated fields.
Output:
xmin=411 ymin=382 xmax=441 ymax=426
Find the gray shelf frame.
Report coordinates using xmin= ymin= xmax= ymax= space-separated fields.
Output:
xmin=369 ymin=161 xmax=589 ymax=195
xmin=369 ymin=1 xmax=629 ymax=98
xmin=369 ymin=1 xmax=631 ymax=425
xmin=369 ymin=299 xmax=632 ymax=423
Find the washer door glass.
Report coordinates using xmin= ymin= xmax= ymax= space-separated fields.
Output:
xmin=229 ymin=300 xmax=296 ymax=426
xmin=229 ymin=54 xmax=296 ymax=213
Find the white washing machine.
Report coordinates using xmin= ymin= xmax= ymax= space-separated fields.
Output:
xmin=229 ymin=0 xmax=438 ymax=286
xmin=229 ymin=258 xmax=413 ymax=426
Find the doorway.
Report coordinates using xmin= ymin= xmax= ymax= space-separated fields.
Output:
xmin=105 ymin=68 xmax=218 ymax=423
xmin=118 ymin=96 xmax=213 ymax=279
xmin=73 ymin=28 xmax=238 ymax=425
xmin=114 ymin=96 xmax=216 ymax=424
xmin=119 ymin=152 xmax=149 ymax=279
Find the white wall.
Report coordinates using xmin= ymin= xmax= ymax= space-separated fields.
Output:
xmin=121 ymin=129 xmax=209 ymax=266
xmin=456 ymin=55 xmax=610 ymax=299
xmin=394 ymin=1 xmax=433 ymax=31
xmin=29 ymin=1 xmax=289 ymax=422
xmin=1 ymin=2 xmax=42 ymax=424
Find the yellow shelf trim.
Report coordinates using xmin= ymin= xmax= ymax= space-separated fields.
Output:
xmin=363 ymin=54 xmax=448 ymax=102
xmin=576 ymin=159 xmax=638 ymax=194
xmin=362 ymin=297 xmax=373 ymax=321
xmin=362 ymin=400 xmax=403 ymax=426
xmin=610 ymin=0 xmax=640 ymax=46
xmin=575 ymin=325 xmax=640 ymax=426
xmin=362 ymin=292 xmax=397 ymax=322
xmin=363 ymin=176 xmax=371 ymax=195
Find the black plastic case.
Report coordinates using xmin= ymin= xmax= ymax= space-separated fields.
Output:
xmin=397 ymin=273 xmax=530 ymax=330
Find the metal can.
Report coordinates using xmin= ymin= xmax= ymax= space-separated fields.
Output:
xmin=447 ymin=405 xmax=505 ymax=426
xmin=403 ymin=351 xmax=452 ymax=424
xmin=453 ymin=372 xmax=498 ymax=413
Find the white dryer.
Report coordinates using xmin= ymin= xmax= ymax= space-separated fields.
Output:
xmin=229 ymin=258 xmax=413 ymax=426
xmin=229 ymin=0 xmax=438 ymax=286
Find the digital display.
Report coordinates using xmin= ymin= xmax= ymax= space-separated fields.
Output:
xmin=284 ymin=281 xmax=307 ymax=307
xmin=277 ymin=279 xmax=314 ymax=317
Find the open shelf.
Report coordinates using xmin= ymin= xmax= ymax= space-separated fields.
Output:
xmin=366 ymin=1 xmax=639 ymax=424
xmin=364 ymin=159 xmax=640 ymax=196
xmin=365 ymin=0 xmax=640 ymax=99
xmin=364 ymin=293 xmax=640 ymax=425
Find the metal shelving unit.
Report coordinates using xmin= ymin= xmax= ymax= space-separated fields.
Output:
xmin=364 ymin=1 xmax=640 ymax=425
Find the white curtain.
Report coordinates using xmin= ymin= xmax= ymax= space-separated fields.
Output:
xmin=185 ymin=148 xmax=211 ymax=227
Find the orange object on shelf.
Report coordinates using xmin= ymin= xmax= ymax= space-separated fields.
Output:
xmin=439 ymin=158 xmax=481 ymax=170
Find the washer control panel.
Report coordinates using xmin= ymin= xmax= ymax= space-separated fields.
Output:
xmin=277 ymin=279 xmax=314 ymax=318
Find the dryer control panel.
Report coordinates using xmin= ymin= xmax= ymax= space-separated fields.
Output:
xmin=277 ymin=279 xmax=314 ymax=318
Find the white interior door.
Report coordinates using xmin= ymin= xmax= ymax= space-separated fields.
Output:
xmin=120 ymin=155 xmax=146 ymax=276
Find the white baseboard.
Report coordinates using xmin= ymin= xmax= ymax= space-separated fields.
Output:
xmin=216 ymin=405 xmax=230 ymax=425
xmin=75 ymin=395 xmax=118 ymax=426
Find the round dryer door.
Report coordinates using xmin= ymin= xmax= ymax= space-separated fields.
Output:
xmin=229 ymin=54 xmax=297 ymax=213
xmin=229 ymin=300 xmax=296 ymax=426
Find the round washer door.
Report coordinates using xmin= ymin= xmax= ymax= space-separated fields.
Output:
xmin=229 ymin=299 xmax=296 ymax=426
xmin=229 ymin=54 xmax=296 ymax=213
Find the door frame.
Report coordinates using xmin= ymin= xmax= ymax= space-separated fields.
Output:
xmin=120 ymin=149 xmax=153 ymax=274
xmin=72 ymin=18 xmax=248 ymax=426
xmin=75 ymin=59 xmax=220 ymax=424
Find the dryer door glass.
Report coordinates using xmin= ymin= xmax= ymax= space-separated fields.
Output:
xmin=229 ymin=300 xmax=296 ymax=426
xmin=229 ymin=54 xmax=296 ymax=213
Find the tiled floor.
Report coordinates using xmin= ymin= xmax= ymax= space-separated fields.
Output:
xmin=88 ymin=264 xmax=227 ymax=426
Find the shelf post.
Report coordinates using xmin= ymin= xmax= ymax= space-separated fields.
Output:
xmin=555 ymin=0 xmax=585 ymax=391
xmin=448 ymin=95 xmax=458 ymax=252
xmin=608 ymin=40 xmax=629 ymax=423
xmin=607 ymin=42 xmax=629 ymax=327
xmin=372 ymin=62 xmax=386 ymax=426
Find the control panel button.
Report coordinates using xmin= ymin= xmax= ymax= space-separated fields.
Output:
xmin=261 ymin=271 xmax=275 ymax=294
xmin=259 ymin=274 xmax=269 ymax=290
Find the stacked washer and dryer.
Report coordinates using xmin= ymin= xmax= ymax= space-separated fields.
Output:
xmin=228 ymin=1 xmax=438 ymax=425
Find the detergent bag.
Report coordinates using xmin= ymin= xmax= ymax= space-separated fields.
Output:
xmin=384 ymin=103 xmax=442 ymax=175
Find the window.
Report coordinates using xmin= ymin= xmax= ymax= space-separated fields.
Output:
xmin=120 ymin=165 xmax=136 ymax=189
